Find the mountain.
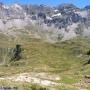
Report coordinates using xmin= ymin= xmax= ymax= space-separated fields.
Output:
xmin=0 ymin=3 xmax=90 ymax=42
xmin=0 ymin=3 xmax=90 ymax=90
xmin=84 ymin=5 xmax=90 ymax=10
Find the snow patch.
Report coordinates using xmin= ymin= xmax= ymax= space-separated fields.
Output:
xmin=52 ymin=13 xmax=62 ymax=17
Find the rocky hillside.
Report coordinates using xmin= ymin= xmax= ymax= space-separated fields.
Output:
xmin=0 ymin=3 xmax=90 ymax=90
xmin=0 ymin=3 xmax=90 ymax=42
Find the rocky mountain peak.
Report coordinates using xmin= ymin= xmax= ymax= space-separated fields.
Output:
xmin=56 ymin=3 xmax=79 ymax=12
xmin=84 ymin=5 xmax=90 ymax=10
xmin=0 ymin=3 xmax=89 ymax=42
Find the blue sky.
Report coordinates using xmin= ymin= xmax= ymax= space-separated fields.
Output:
xmin=1 ymin=0 xmax=90 ymax=8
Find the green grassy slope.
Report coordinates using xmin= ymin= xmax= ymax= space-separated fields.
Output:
xmin=0 ymin=34 xmax=90 ymax=75
xmin=0 ymin=34 xmax=90 ymax=89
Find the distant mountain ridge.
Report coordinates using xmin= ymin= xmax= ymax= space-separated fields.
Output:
xmin=0 ymin=3 xmax=90 ymax=42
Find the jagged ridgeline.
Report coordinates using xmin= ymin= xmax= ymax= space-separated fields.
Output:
xmin=0 ymin=3 xmax=90 ymax=42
